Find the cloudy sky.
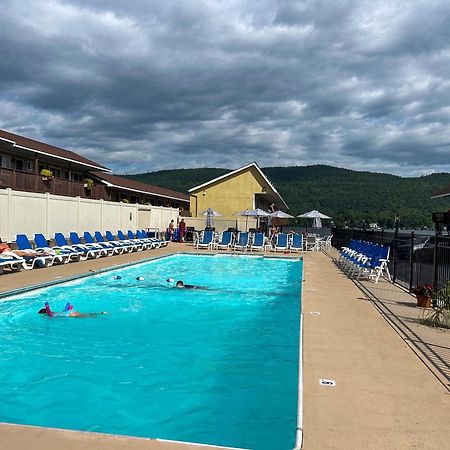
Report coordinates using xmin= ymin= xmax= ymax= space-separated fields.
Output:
xmin=1 ymin=0 xmax=450 ymax=176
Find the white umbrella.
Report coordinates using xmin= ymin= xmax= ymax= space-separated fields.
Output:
xmin=235 ymin=208 xmax=270 ymax=230
xmin=201 ymin=207 xmax=222 ymax=228
xmin=270 ymin=210 xmax=295 ymax=219
xmin=249 ymin=208 xmax=271 ymax=217
xmin=297 ymin=210 xmax=332 ymax=229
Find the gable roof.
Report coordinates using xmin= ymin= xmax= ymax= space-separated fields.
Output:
xmin=432 ymin=183 xmax=450 ymax=199
xmin=92 ymin=172 xmax=190 ymax=202
xmin=188 ymin=162 xmax=288 ymax=208
xmin=0 ymin=129 xmax=110 ymax=172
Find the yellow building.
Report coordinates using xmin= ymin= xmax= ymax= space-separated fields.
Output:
xmin=188 ymin=162 xmax=288 ymax=218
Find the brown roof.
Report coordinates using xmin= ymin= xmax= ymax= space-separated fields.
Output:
xmin=92 ymin=172 xmax=190 ymax=202
xmin=0 ymin=129 xmax=110 ymax=171
xmin=432 ymin=183 xmax=450 ymax=198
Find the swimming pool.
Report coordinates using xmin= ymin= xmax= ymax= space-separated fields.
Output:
xmin=0 ymin=254 xmax=302 ymax=450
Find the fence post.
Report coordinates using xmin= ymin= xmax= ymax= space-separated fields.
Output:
xmin=409 ymin=231 xmax=414 ymax=292
xmin=432 ymin=231 xmax=439 ymax=289
xmin=6 ymin=188 xmax=12 ymax=242
xmin=393 ymin=225 xmax=398 ymax=283
xmin=45 ymin=192 xmax=50 ymax=239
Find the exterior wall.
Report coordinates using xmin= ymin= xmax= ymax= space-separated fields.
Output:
xmin=189 ymin=166 xmax=269 ymax=218
xmin=0 ymin=189 xmax=178 ymax=243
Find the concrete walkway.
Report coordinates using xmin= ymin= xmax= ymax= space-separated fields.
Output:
xmin=0 ymin=244 xmax=449 ymax=449
xmin=302 ymin=249 xmax=449 ymax=450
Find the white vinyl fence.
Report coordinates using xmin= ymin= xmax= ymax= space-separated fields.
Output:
xmin=0 ymin=189 xmax=179 ymax=243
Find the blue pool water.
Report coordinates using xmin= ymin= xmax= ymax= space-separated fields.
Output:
xmin=0 ymin=254 xmax=302 ymax=450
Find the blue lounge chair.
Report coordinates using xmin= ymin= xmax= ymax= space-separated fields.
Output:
xmin=105 ymin=231 xmax=138 ymax=252
xmin=84 ymin=232 xmax=122 ymax=255
xmin=274 ymin=233 xmax=289 ymax=252
xmin=34 ymin=233 xmax=81 ymax=262
xmin=69 ymin=232 xmax=109 ymax=257
xmin=127 ymin=230 xmax=151 ymax=250
xmin=216 ymin=231 xmax=234 ymax=250
xmin=250 ymin=232 xmax=265 ymax=252
xmin=234 ymin=232 xmax=249 ymax=251
xmin=15 ymin=234 xmax=56 ymax=268
xmin=139 ymin=229 xmax=168 ymax=247
xmin=136 ymin=230 xmax=159 ymax=248
xmin=290 ymin=234 xmax=303 ymax=253
xmin=95 ymin=231 xmax=130 ymax=253
xmin=54 ymin=233 xmax=99 ymax=259
xmin=196 ymin=230 xmax=214 ymax=249
xmin=117 ymin=230 xmax=142 ymax=251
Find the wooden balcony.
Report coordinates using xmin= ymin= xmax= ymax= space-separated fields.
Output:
xmin=0 ymin=168 xmax=108 ymax=200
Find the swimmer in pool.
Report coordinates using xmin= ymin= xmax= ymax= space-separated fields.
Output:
xmin=175 ymin=280 xmax=208 ymax=290
xmin=38 ymin=302 xmax=107 ymax=318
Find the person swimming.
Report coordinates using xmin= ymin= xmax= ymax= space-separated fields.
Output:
xmin=175 ymin=280 xmax=209 ymax=289
xmin=38 ymin=302 xmax=107 ymax=318
xmin=166 ymin=278 xmax=208 ymax=289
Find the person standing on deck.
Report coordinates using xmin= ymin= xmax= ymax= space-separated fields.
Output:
xmin=168 ymin=219 xmax=175 ymax=241
xmin=178 ymin=218 xmax=186 ymax=242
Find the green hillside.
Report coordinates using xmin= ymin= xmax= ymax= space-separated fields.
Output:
xmin=125 ymin=165 xmax=450 ymax=228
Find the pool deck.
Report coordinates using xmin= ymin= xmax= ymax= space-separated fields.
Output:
xmin=0 ymin=243 xmax=449 ymax=450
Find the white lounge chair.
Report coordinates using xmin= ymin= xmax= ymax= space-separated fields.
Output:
xmin=234 ymin=232 xmax=249 ymax=251
xmin=274 ymin=233 xmax=289 ymax=252
xmin=216 ymin=231 xmax=234 ymax=250
xmin=290 ymin=234 xmax=303 ymax=253
xmin=196 ymin=230 xmax=215 ymax=249
xmin=250 ymin=232 xmax=265 ymax=252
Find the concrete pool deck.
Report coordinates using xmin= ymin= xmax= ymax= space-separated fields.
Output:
xmin=0 ymin=243 xmax=449 ymax=450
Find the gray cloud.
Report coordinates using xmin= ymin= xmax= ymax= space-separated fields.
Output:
xmin=0 ymin=0 xmax=449 ymax=176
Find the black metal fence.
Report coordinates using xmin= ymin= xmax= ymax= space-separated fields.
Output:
xmin=332 ymin=228 xmax=450 ymax=291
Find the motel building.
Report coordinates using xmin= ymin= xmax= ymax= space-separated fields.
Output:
xmin=187 ymin=162 xmax=288 ymax=231
xmin=0 ymin=129 xmax=188 ymax=242
xmin=0 ymin=129 xmax=189 ymax=210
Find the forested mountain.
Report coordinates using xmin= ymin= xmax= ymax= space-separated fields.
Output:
xmin=125 ymin=165 xmax=450 ymax=228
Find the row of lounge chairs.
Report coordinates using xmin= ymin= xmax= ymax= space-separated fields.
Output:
xmin=0 ymin=230 xmax=167 ymax=274
xmin=195 ymin=230 xmax=305 ymax=253
xmin=336 ymin=239 xmax=391 ymax=283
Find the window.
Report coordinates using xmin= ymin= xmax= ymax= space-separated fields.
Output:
xmin=50 ymin=168 xmax=61 ymax=178
xmin=131 ymin=196 xmax=138 ymax=204
xmin=26 ymin=161 xmax=34 ymax=172
xmin=64 ymin=170 xmax=70 ymax=180
xmin=15 ymin=159 xmax=24 ymax=171
xmin=0 ymin=154 xmax=12 ymax=169
xmin=72 ymin=172 xmax=83 ymax=182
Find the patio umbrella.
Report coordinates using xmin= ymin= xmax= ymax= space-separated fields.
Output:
xmin=269 ymin=210 xmax=295 ymax=219
xmin=297 ymin=210 xmax=332 ymax=229
xmin=201 ymin=207 xmax=222 ymax=228
xmin=235 ymin=208 xmax=270 ymax=230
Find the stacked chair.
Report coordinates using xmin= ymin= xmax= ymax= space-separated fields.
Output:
xmin=337 ymin=239 xmax=390 ymax=283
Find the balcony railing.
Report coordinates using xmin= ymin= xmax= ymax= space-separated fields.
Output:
xmin=0 ymin=168 xmax=107 ymax=200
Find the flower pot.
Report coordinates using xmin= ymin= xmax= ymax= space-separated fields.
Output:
xmin=416 ymin=294 xmax=432 ymax=308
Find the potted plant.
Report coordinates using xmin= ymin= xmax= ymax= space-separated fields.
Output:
xmin=83 ymin=178 xmax=94 ymax=190
xmin=412 ymin=283 xmax=435 ymax=308
xmin=426 ymin=282 xmax=450 ymax=328
xmin=122 ymin=199 xmax=129 ymax=203
xmin=40 ymin=168 xmax=53 ymax=181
